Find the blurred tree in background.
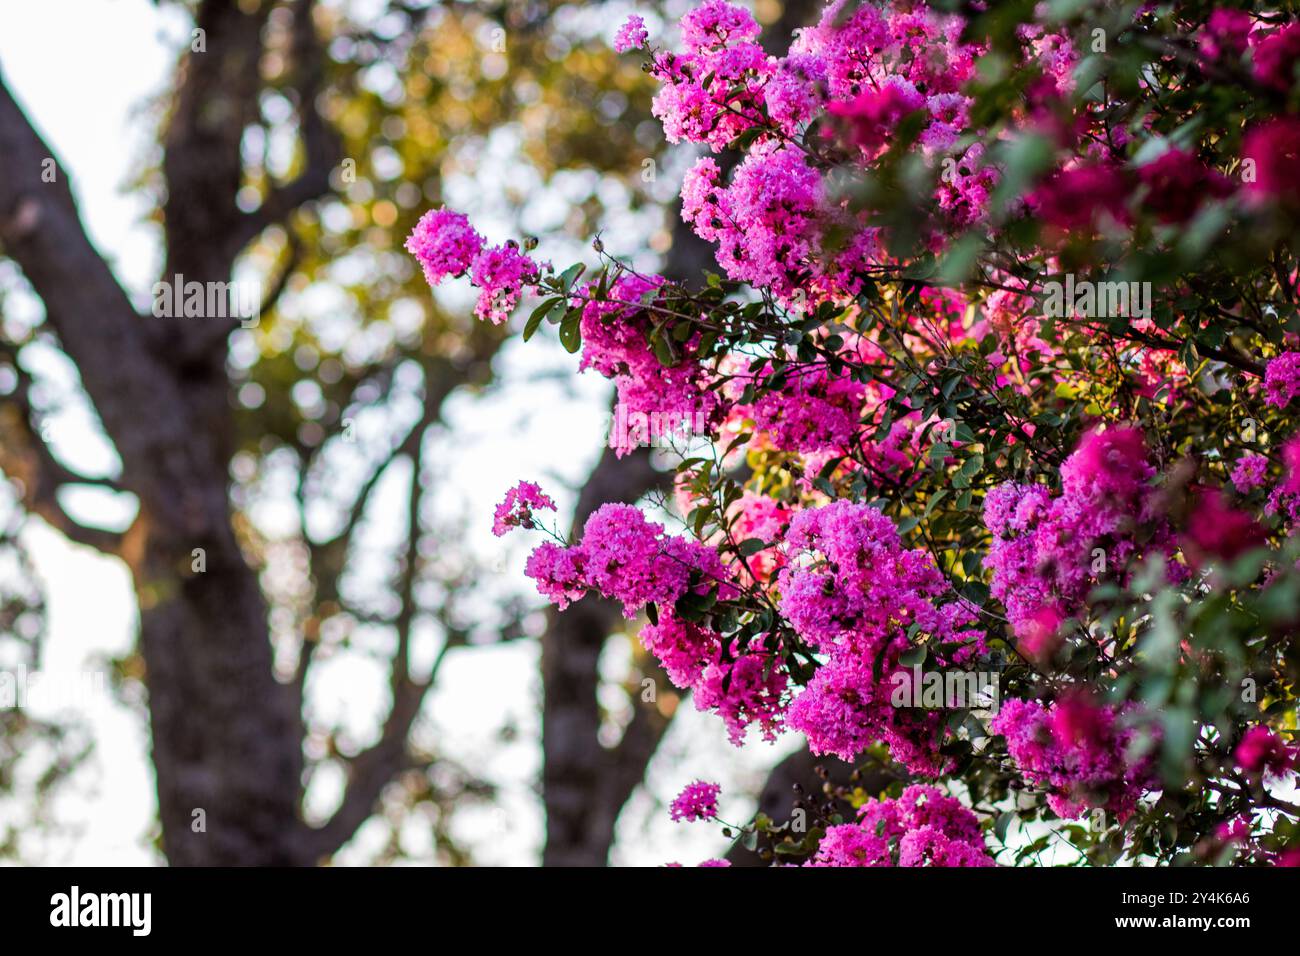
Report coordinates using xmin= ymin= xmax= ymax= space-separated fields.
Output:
xmin=0 ymin=0 xmax=821 ymax=865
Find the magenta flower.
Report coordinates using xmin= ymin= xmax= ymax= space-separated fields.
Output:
xmin=1182 ymin=488 xmax=1267 ymax=567
xmin=993 ymin=696 xmax=1158 ymax=822
xmin=828 ymin=82 xmax=925 ymax=158
xmin=1265 ymin=351 xmax=1300 ymax=408
xmin=613 ymin=15 xmax=648 ymax=53
xmin=806 ymin=786 xmax=993 ymax=867
xmin=492 ymin=481 xmax=556 ymax=536
xmin=1232 ymin=454 xmax=1270 ymax=493
xmin=469 ymin=242 xmax=538 ymax=324
xmin=1199 ymin=9 xmax=1251 ymax=63
xmin=1235 ymin=726 xmax=1296 ymax=778
xmin=1136 ymin=148 xmax=1232 ymax=224
xmin=1252 ymin=23 xmax=1300 ymax=92
xmin=405 ymin=207 xmax=484 ymax=286
xmin=1028 ymin=164 xmax=1131 ymax=232
xmin=670 ymin=780 xmax=721 ymax=822
xmin=1242 ymin=118 xmax=1300 ymax=209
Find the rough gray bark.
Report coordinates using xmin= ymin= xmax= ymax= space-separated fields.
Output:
xmin=1 ymin=85 xmax=298 ymax=867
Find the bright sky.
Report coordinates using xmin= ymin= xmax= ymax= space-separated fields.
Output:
xmin=0 ymin=0 xmax=795 ymax=866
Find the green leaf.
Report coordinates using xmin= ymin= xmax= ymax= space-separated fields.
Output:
xmin=898 ymin=645 xmax=927 ymax=667
xmin=523 ymin=297 xmax=561 ymax=341
xmin=558 ymin=311 xmax=582 ymax=353
xmin=558 ymin=263 xmax=585 ymax=293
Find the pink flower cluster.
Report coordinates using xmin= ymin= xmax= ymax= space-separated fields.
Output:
xmin=778 ymin=501 xmax=982 ymax=772
xmin=669 ymin=780 xmax=721 ymax=821
xmin=613 ymin=14 xmax=648 ymax=53
xmin=1232 ymin=454 xmax=1270 ymax=493
xmin=1251 ymin=22 xmax=1300 ymax=92
xmin=1234 ymin=726 xmax=1297 ymax=779
xmin=983 ymin=427 xmax=1178 ymax=643
xmin=576 ymin=273 xmax=720 ymax=457
xmin=518 ymin=501 xmax=785 ymax=744
xmin=1198 ymin=9 xmax=1251 ymax=63
xmin=1265 ymin=351 xmax=1300 ymax=408
xmin=806 ymin=785 xmax=994 ymax=867
xmin=1028 ymin=164 xmax=1130 ymax=233
xmin=523 ymin=502 xmax=730 ymax=616
xmin=641 ymin=614 xmax=789 ymax=746
xmin=405 ymin=207 xmax=539 ymax=324
xmin=1266 ymin=434 xmax=1300 ymax=524
xmin=1242 ymin=118 xmax=1300 ymax=209
xmin=1136 ymin=148 xmax=1232 ymax=225
xmin=745 ymin=362 xmax=867 ymax=454
xmin=492 ymin=481 xmax=556 ymax=537
xmin=992 ymin=695 xmax=1158 ymax=821
xmin=1181 ymin=487 xmax=1267 ymax=567
xmin=649 ymin=1 xmax=997 ymax=307
xmin=404 ymin=207 xmax=481 ymax=284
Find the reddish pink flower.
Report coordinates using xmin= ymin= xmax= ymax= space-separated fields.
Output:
xmin=1235 ymin=725 xmax=1296 ymax=777
xmin=669 ymin=780 xmax=721 ymax=821
xmin=1198 ymin=9 xmax=1252 ymax=63
xmin=828 ymin=82 xmax=925 ymax=158
xmin=1028 ymin=164 xmax=1131 ymax=232
xmin=492 ymin=481 xmax=556 ymax=536
xmin=1252 ymin=23 xmax=1300 ymax=91
xmin=1242 ymin=118 xmax=1300 ymax=208
xmin=1182 ymin=488 xmax=1268 ymax=566
xmin=613 ymin=15 xmax=648 ymax=53
xmin=1137 ymin=148 xmax=1232 ymax=223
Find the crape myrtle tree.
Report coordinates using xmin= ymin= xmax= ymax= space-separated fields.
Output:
xmin=416 ymin=0 xmax=1300 ymax=866
xmin=0 ymin=0 xmax=713 ymax=865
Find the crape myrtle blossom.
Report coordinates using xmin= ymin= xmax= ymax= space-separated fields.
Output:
xmin=1242 ymin=118 xmax=1300 ymax=209
xmin=576 ymin=273 xmax=722 ymax=457
xmin=492 ymin=481 xmax=556 ymax=536
xmin=405 ymin=207 xmax=540 ymax=324
xmin=1181 ymin=487 xmax=1268 ymax=568
xmin=405 ymin=207 xmax=482 ymax=284
xmin=470 ymin=241 xmax=539 ymax=325
xmin=806 ymin=786 xmax=994 ymax=867
xmin=1265 ymin=351 xmax=1300 ymax=408
xmin=1266 ymin=434 xmax=1300 ymax=524
xmin=522 ymin=502 xmax=734 ymax=618
xmin=1251 ymin=22 xmax=1300 ymax=93
xmin=613 ymin=14 xmax=648 ymax=53
xmin=669 ymin=780 xmax=721 ymax=821
xmin=1197 ymin=9 xmax=1251 ymax=64
xmin=983 ymin=426 xmax=1180 ymax=640
xmin=778 ymin=501 xmax=985 ymax=773
xmin=1231 ymin=454 xmax=1270 ymax=493
xmin=507 ymin=498 xmax=787 ymax=745
xmin=650 ymin=0 xmax=1001 ymax=307
xmin=992 ymin=695 xmax=1159 ymax=822
xmin=1234 ymin=726 xmax=1297 ymax=779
